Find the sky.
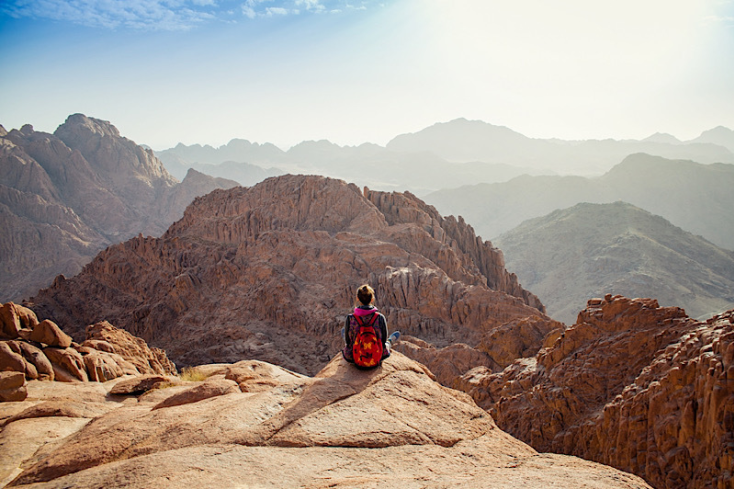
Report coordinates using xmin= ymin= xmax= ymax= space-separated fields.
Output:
xmin=1 ymin=0 xmax=733 ymax=151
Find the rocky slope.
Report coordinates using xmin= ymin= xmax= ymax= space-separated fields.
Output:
xmin=495 ymin=202 xmax=734 ymax=324
xmin=0 ymin=351 xmax=652 ymax=488
xmin=458 ymin=295 xmax=734 ymax=489
xmin=27 ymin=174 xmax=558 ymax=384
xmin=0 ymin=115 xmax=238 ymax=302
xmin=427 ymin=153 xmax=734 ymax=251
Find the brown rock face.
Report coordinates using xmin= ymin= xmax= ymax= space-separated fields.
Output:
xmin=29 ymin=320 xmax=72 ymax=348
xmin=460 ymin=295 xmax=734 ymax=489
xmin=28 ymin=175 xmax=557 ymax=383
xmin=0 ymin=371 xmax=26 ymax=401
xmin=83 ymin=321 xmax=176 ymax=376
xmin=0 ymin=302 xmax=175 ymax=386
xmin=3 ymin=353 xmax=651 ymax=488
xmin=0 ymin=114 xmax=239 ymax=302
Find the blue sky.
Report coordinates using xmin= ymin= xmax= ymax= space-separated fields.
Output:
xmin=1 ymin=0 xmax=733 ymax=150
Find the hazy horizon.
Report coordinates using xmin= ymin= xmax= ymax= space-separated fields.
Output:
xmin=1 ymin=0 xmax=733 ymax=152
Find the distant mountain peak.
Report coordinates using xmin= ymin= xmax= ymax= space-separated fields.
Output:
xmin=643 ymin=132 xmax=681 ymax=144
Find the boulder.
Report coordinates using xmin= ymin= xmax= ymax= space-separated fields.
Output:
xmin=0 ymin=371 xmax=27 ymax=402
xmin=83 ymin=321 xmax=176 ymax=376
xmin=18 ymin=342 xmax=54 ymax=380
xmin=0 ymin=341 xmax=26 ymax=374
xmin=83 ymin=350 xmax=138 ymax=382
xmin=43 ymin=347 xmax=88 ymax=382
xmin=0 ymin=303 xmax=22 ymax=339
xmin=29 ymin=320 xmax=72 ymax=348
xmin=109 ymin=375 xmax=171 ymax=395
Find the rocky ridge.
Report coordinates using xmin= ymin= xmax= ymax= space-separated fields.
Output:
xmin=458 ymin=295 xmax=734 ymax=489
xmin=27 ymin=174 xmax=558 ymax=385
xmin=0 ymin=351 xmax=652 ymax=488
xmin=0 ymin=115 xmax=238 ymax=302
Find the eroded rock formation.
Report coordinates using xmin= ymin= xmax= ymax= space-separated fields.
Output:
xmin=28 ymin=174 xmax=559 ymax=383
xmin=0 ymin=352 xmax=651 ymax=488
xmin=0 ymin=302 xmax=175 ymax=390
xmin=0 ymin=115 xmax=238 ymax=302
xmin=459 ymin=295 xmax=734 ymax=489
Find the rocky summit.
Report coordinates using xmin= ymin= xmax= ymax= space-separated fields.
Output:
xmin=0 ymin=115 xmax=238 ymax=303
xmin=27 ymin=174 xmax=557 ymax=386
xmin=459 ymin=295 xmax=734 ymax=489
xmin=0 ymin=348 xmax=651 ymax=488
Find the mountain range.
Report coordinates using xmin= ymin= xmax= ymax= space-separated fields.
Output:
xmin=426 ymin=153 xmax=734 ymax=251
xmin=494 ymin=201 xmax=734 ymax=324
xmin=0 ymin=114 xmax=238 ymax=303
xmin=155 ymin=118 xmax=734 ymax=195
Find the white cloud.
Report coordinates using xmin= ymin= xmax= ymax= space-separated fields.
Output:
xmin=0 ymin=0 xmax=219 ymax=30
xmin=1 ymin=0 xmax=386 ymax=27
xmin=265 ymin=6 xmax=290 ymax=15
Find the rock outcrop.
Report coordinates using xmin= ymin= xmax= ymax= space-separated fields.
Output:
xmin=0 ymin=115 xmax=239 ymax=302
xmin=0 ymin=302 xmax=175 ymax=387
xmin=459 ymin=295 xmax=734 ymax=489
xmin=27 ymin=174 xmax=558 ymax=384
xmin=0 ymin=352 xmax=651 ymax=488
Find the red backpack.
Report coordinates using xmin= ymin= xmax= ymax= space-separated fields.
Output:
xmin=352 ymin=313 xmax=383 ymax=368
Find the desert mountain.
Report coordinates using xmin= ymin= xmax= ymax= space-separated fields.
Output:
xmin=459 ymin=295 xmax=734 ymax=489
xmin=27 ymin=174 xmax=557 ymax=385
xmin=387 ymin=118 xmax=734 ymax=175
xmin=426 ymin=153 xmax=734 ymax=251
xmin=0 ymin=115 xmax=238 ymax=303
xmin=494 ymin=202 xmax=734 ymax=324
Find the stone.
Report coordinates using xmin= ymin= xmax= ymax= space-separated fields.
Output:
xmin=83 ymin=321 xmax=177 ymax=376
xmin=0 ymin=341 xmax=25 ymax=374
xmin=83 ymin=350 xmax=137 ymax=382
xmin=43 ymin=347 xmax=88 ymax=382
xmin=109 ymin=375 xmax=171 ymax=395
xmin=29 ymin=320 xmax=72 ymax=348
xmin=0 ymin=303 xmax=22 ymax=339
xmin=0 ymin=371 xmax=27 ymax=402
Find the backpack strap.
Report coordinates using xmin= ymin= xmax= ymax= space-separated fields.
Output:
xmin=354 ymin=312 xmax=379 ymax=327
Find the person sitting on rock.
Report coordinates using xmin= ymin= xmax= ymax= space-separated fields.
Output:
xmin=342 ymin=284 xmax=400 ymax=368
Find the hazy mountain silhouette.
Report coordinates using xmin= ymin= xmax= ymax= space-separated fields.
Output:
xmin=386 ymin=118 xmax=734 ymax=175
xmin=156 ymin=119 xmax=734 ymax=193
xmin=495 ymin=202 xmax=734 ymax=324
xmin=156 ymin=138 xmax=549 ymax=195
xmin=426 ymin=154 xmax=734 ymax=251
xmin=692 ymin=126 xmax=734 ymax=153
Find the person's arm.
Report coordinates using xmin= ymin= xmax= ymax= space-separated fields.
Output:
xmin=344 ymin=315 xmax=352 ymax=346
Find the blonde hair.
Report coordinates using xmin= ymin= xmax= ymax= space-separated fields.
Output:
xmin=356 ymin=284 xmax=375 ymax=306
